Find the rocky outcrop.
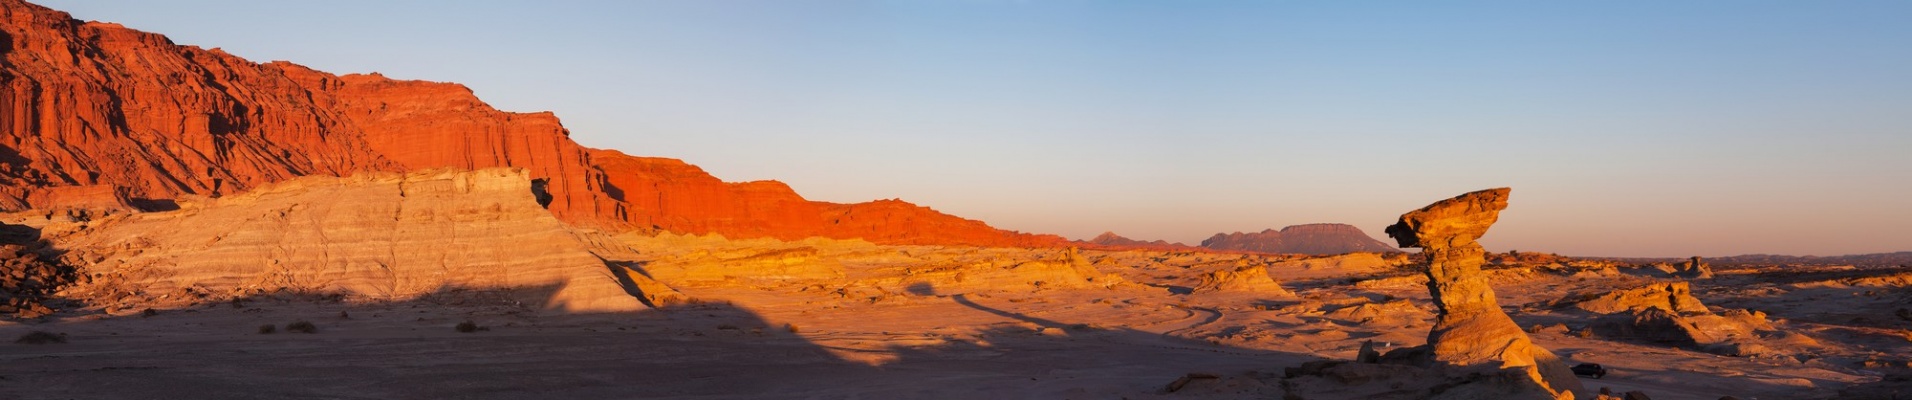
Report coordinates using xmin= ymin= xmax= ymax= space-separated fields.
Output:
xmin=0 ymin=0 xmax=1065 ymax=248
xmin=1668 ymin=256 xmax=1714 ymax=279
xmin=1200 ymin=223 xmax=1397 ymax=255
xmin=1383 ymin=188 xmax=1583 ymax=398
xmin=1564 ymin=281 xmax=1778 ymax=356
xmin=1591 ymin=308 xmax=1774 ymax=355
xmin=1564 ymin=281 xmax=1710 ymax=315
xmin=51 ymin=168 xmax=647 ymax=313
xmin=1194 ymin=258 xmax=1293 ymax=295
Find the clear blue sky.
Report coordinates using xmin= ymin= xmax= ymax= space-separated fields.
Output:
xmin=37 ymin=1 xmax=1912 ymax=257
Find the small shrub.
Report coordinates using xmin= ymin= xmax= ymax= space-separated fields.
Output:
xmin=784 ymin=323 xmax=800 ymax=334
xmin=140 ymin=308 xmax=158 ymax=317
xmin=285 ymin=320 xmax=317 ymax=334
xmin=16 ymin=331 xmax=66 ymax=344
xmin=455 ymin=321 xmax=479 ymax=333
xmin=258 ymin=324 xmax=277 ymax=334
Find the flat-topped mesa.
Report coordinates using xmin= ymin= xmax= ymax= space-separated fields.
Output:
xmin=1201 ymin=223 xmax=1397 ymax=255
xmin=1384 ymin=188 xmax=1584 ymax=398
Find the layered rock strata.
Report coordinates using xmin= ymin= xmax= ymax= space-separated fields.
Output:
xmin=0 ymin=0 xmax=1062 ymax=247
xmin=53 ymin=168 xmax=649 ymax=313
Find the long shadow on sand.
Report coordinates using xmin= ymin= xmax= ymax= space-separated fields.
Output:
xmin=2 ymin=271 xmax=1853 ymax=399
xmin=1 ymin=278 xmax=1317 ymax=400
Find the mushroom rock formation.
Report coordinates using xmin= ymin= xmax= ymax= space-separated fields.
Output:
xmin=1384 ymin=188 xmax=1585 ymax=397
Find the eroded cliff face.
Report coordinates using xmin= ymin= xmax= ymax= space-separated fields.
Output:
xmin=0 ymin=2 xmax=399 ymax=209
xmin=51 ymin=168 xmax=645 ymax=313
xmin=0 ymin=0 xmax=1058 ymax=247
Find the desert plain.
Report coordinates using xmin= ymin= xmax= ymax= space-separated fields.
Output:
xmin=1 ymin=171 xmax=1908 ymax=399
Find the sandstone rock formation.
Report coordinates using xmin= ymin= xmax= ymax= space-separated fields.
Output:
xmin=1194 ymin=258 xmax=1294 ymax=295
xmin=1566 ymin=281 xmax=1710 ymax=315
xmin=1383 ymin=188 xmax=1583 ymax=398
xmin=52 ymin=168 xmax=648 ymax=313
xmin=1668 ymin=256 xmax=1714 ymax=279
xmin=1568 ymin=281 xmax=1777 ymax=355
xmin=1200 ymin=223 xmax=1397 ymax=255
xmin=0 ymin=0 xmax=1063 ymax=248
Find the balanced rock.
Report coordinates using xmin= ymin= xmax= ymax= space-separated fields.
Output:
xmin=1384 ymin=188 xmax=1584 ymax=398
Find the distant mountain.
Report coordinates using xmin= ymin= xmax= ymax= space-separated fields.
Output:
xmin=1706 ymin=251 xmax=1912 ymax=267
xmin=1200 ymin=224 xmax=1398 ymax=255
xmin=1081 ymin=232 xmax=1200 ymax=251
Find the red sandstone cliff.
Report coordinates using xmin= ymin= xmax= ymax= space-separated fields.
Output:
xmin=0 ymin=0 xmax=1061 ymax=247
xmin=591 ymin=150 xmax=1063 ymax=246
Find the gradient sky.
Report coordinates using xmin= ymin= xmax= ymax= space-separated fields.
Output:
xmin=36 ymin=1 xmax=1912 ymax=257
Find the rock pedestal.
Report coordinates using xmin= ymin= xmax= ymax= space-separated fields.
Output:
xmin=1385 ymin=188 xmax=1584 ymax=398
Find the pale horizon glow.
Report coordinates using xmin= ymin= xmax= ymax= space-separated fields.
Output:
xmin=34 ymin=1 xmax=1912 ymax=257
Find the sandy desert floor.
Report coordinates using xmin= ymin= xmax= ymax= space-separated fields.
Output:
xmin=3 ymin=233 xmax=1909 ymax=399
